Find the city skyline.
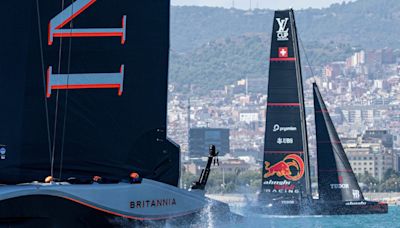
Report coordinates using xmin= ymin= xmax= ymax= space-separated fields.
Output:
xmin=171 ymin=0 xmax=354 ymax=10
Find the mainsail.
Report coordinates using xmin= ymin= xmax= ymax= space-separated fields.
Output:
xmin=0 ymin=0 xmax=179 ymax=186
xmin=313 ymin=83 xmax=364 ymax=202
xmin=261 ymin=9 xmax=311 ymax=202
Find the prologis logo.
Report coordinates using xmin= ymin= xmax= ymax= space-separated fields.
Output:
xmin=273 ymin=124 xmax=297 ymax=132
xmin=276 ymin=18 xmax=289 ymax=41
xmin=264 ymin=154 xmax=304 ymax=181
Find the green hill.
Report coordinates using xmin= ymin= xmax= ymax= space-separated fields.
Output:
xmin=169 ymin=0 xmax=400 ymax=92
xmin=169 ymin=35 xmax=355 ymax=92
xmin=171 ymin=0 xmax=400 ymax=52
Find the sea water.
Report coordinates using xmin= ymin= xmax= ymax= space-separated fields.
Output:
xmin=222 ymin=205 xmax=399 ymax=228
xmin=168 ymin=205 xmax=399 ymax=228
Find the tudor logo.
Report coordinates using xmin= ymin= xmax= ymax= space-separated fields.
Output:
xmin=330 ymin=184 xmax=349 ymax=189
xmin=276 ymin=18 xmax=289 ymax=41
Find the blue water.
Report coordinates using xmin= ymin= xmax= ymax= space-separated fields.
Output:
xmin=225 ymin=205 xmax=399 ymax=228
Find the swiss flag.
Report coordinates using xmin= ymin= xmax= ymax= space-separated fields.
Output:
xmin=278 ymin=47 xmax=288 ymax=58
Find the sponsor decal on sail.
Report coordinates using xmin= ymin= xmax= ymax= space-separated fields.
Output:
xmin=273 ymin=124 xmax=297 ymax=132
xmin=46 ymin=0 xmax=127 ymax=98
xmin=130 ymin=198 xmax=177 ymax=209
xmin=352 ymin=190 xmax=361 ymax=200
xmin=278 ymin=47 xmax=288 ymax=58
xmin=263 ymin=180 xmax=291 ymax=186
xmin=264 ymin=154 xmax=304 ymax=181
xmin=263 ymin=188 xmax=300 ymax=194
xmin=276 ymin=18 xmax=289 ymax=41
xmin=48 ymin=0 xmax=127 ymax=45
xmin=345 ymin=201 xmax=367 ymax=206
xmin=0 ymin=146 xmax=6 ymax=160
xmin=330 ymin=184 xmax=349 ymax=189
xmin=263 ymin=180 xmax=299 ymax=194
xmin=276 ymin=137 xmax=293 ymax=144
xmin=331 ymin=175 xmax=349 ymax=189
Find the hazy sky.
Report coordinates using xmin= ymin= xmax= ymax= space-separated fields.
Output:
xmin=172 ymin=0 xmax=353 ymax=10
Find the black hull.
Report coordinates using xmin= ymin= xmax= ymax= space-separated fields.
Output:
xmin=0 ymin=195 xmax=166 ymax=227
xmin=313 ymin=201 xmax=388 ymax=215
xmin=250 ymin=200 xmax=388 ymax=216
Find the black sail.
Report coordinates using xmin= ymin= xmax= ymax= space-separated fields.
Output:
xmin=313 ymin=83 xmax=364 ymax=202
xmin=261 ymin=9 xmax=311 ymax=202
xmin=0 ymin=0 xmax=179 ymax=186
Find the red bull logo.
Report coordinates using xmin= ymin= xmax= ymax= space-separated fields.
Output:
xmin=264 ymin=154 xmax=305 ymax=181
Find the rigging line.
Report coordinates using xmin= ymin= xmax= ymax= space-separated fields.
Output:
xmin=299 ymin=36 xmax=316 ymax=82
xmin=36 ymin=0 xmax=53 ymax=163
xmin=51 ymin=0 xmax=66 ymax=179
xmin=59 ymin=0 xmax=74 ymax=180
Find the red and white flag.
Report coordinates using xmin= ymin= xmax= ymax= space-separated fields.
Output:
xmin=278 ymin=47 xmax=288 ymax=58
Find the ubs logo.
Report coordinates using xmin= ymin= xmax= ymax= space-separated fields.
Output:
xmin=46 ymin=0 xmax=127 ymax=98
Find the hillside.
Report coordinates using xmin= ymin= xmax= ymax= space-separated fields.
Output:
xmin=169 ymin=35 xmax=355 ymax=92
xmin=171 ymin=0 xmax=400 ymax=52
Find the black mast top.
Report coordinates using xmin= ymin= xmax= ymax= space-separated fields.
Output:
xmin=0 ymin=0 xmax=179 ymax=186
xmin=313 ymin=83 xmax=364 ymax=202
xmin=261 ymin=9 xmax=311 ymax=202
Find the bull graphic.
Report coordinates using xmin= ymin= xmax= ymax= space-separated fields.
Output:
xmin=264 ymin=154 xmax=305 ymax=181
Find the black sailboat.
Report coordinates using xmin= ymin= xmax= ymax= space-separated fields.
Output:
xmin=254 ymin=9 xmax=387 ymax=215
xmin=0 ymin=0 xmax=235 ymax=226
xmin=256 ymin=9 xmax=312 ymax=214
xmin=312 ymin=83 xmax=387 ymax=214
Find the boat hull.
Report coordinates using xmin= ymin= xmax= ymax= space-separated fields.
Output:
xmin=0 ymin=179 xmax=237 ymax=227
xmin=313 ymin=200 xmax=388 ymax=215
xmin=250 ymin=200 xmax=388 ymax=215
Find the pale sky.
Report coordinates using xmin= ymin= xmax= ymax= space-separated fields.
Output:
xmin=172 ymin=0 xmax=354 ymax=10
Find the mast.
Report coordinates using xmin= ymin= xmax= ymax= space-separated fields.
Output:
xmin=290 ymin=10 xmax=312 ymax=199
xmin=261 ymin=9 xmax=311 ymax=203
xmin=313 ymin=83 xmax=364 ymax=202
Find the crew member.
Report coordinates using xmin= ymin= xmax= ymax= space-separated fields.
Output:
xmin=92 ymin=176 xmax=102 ymax=183
xmin=130 ymin=172 xmax=142 ymax=184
